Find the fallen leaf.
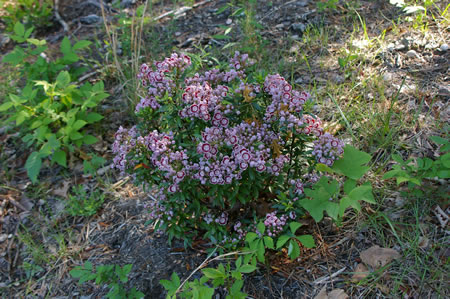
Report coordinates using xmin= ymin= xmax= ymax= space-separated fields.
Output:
xmin=376 ymin=283 xmax=390 ymax=294
xmin=351 ymin=263 xmax=369 ymax=282
xmin=418 ymin=236 xmax=429 ymax=249
xmin=314 ymin=286 xmax=328 ymax=299
xmin=52 ymin=181 xmax=71 ymax=198
xmin=328 ymin=289 xmax=349 ymax=299
xmin=360 ymin=245 xmax=401 ymax=269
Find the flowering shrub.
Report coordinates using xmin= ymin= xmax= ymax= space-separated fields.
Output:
xmin=111 ymin=52 xmax=371 ymax=250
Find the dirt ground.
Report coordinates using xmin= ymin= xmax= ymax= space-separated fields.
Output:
xmin=0 ymin=0 xmax=448 ymax=298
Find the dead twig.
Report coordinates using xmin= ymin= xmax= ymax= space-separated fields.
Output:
xmin=54 ymin=0 xmax=69 ymax=32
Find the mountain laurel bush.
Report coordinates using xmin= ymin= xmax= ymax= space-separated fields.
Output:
xmin=111 ymin=52 xmax=374 ymax=252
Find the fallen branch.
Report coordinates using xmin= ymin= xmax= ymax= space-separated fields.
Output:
xmin=54 ymin=0 xmax=69 ymax=32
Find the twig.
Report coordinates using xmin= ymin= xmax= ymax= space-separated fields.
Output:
xmin=313 ymin=266 xmax=347 ymax=284
xmin=54 ymin=0 xmax=69 ymax=32
xmin=260 ymin=0 xmax=297 ymax=21
xmin=154 ymin=0 xmax=211 ymax=21
xmin=175 ymin=250 xmax=249 ymax=294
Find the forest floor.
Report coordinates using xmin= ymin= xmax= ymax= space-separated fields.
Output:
xmin=0 ymin=0 xmax=449 ymax=298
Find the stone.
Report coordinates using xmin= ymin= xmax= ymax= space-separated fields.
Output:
xmin=406 ymin=49 xmax=419 ymax=58
xmin=0 ymin=234 xmax=7 ymax=243
xmin=80 ymin=14 xmax=102 ymax=25
xmin=0 ymin=34 xmax=10 ymax=48
xmin=121 ymin=0 xmax=136 ymax=8
xmin=291 ymin=23 xmax=306 ymax=33
xmin=440 ymin=43 xmax=449 ymax=52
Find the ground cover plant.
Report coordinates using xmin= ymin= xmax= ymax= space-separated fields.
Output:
xmin=0 ymin=0 xmax=449 ymax=298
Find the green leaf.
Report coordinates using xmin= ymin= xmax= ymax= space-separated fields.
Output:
xmin=60 ymin=37 xmax=72 ymax=55
xmin=256 ymin=240 xmax=265 ymax=262
xmin=14 ymin=22 xmax=25 ymax=37
xmin=325 ymin=202 xmax=340 ymax=221
xmin=263 ymin=236 xmax=274 ymax=249
xmin=25 ymin=152 xmax=42 ymax=183
xmin=73 ymin=40 xmax=92 ymax=50
xmin=256 ymin=222 xmax=265 ymax=235
xmin=27 ymin=38 xmax=46 ymax=46
xmin=202 ymin=268 xmax=225 ymax=279
xmin=343 ymin=179 xmax=357 ymax=194
xmin=72 ymin=119 xmax=87 ymax=131
xmin=69 ymin=131 xmax=84 ymax=140
xmin=288 ymin=240 xmax=300 ymax=259
xmin=56 ymin=71 xmax=71 ymax=88
xmin=348 ymin=185 xmax=375 ymax=204
xmin=52 ymin=150 xmax=67 ymax=167
xmin=0 ymin=101 xmax=13 ymax=111
xmin=85 ymin=112 xmax=103 ymax=123
xmin=238 ymin=264 xmax=257 ymax=273
xmin=276 ymin=235 xmax=290 ymax=249
xmin=296 ymin=235 xmax=315 ymax=248
xmin=245 ymin=232 xmax=258 ymax=243
xmin=316 ymin=163 xmax=334 ymax=173
xmin=332 ymin=145 xmax=371 ymax=180
xmin=289 ymin=222 xmax=302 ymax=234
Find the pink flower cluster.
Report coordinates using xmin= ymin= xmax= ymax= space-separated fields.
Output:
xmin=264 ymin=212 xmax=288 ymax=237
xmin=312 ymin=133 xmax=344 ymax=166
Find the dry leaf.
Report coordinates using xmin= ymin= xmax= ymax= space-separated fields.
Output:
xmin=418 ymin=236 xmax=429 ymax=249
xmin=328 ymin=289 xmax=349 ymax=299
xmin=360 ymin=245 xmax=401 ymax=269
xmin=52 ymin=181 xmax=71 ymax=198
xmin=351 ymin=263 xmax=369 ymax=282
xmin=314 ymin=286 xmax=328 ymax=299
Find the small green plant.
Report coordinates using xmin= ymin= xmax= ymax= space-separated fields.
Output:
xmin=316 ymin=0 xmax=339 ymax=12
xmin=0 ymin=23 xmax=108 ymax=183
xmin=1 ymin=0 xmax=53 ymax=32
xmin=83 ymin=154 xmax=107 ymax=177
xmin=383 ymin=135 xmax=450 ymax=195
xmin=70 ymin=261 xmax=144 ymax=299
xmin=161 ymin=254 xmax=257 ymax=299
xmin=65 ymin=185 xmax=105 ymax=217
xmin=299 ymin=145 xmax=375 ymax=225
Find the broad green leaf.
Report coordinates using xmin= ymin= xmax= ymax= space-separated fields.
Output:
xmin=60 ymin=37 xmax=71 ymax=55
xmin=263 ymin=236 xmax=274 ymax=249
xmin=73 ymin=40 xmax=91 ymax=50
xmin=0 ymin=101 xmax=13 ymax=111
xmin=276 ymin=235 xmax=290 ymax=249
xmin=52 ymin=150 xmax=67 ymax=167
xmin=296 ymin=235 xmax=315 ymax=248
xmin=16 ymin=110 xmax=30 ymax=125
xmin=316 ymin=163 xmax=334 ymax=173
xmin=325 ymin=202 xmax=340 ymax=220
xmin=202 ymin=268 xmax=225 ymax=279
xmin=25 ymin=152 xmax=42 ymax=183
xmin=339 ymin=196 xmax=360 ymax=216
xmin=256 ymin=240 xmax=265 ymax=262
xmin=69 ymin=131 xmax=84 ymax=140
xmin=238 ymin=264 xmax=257 ymax=273
xmin=171 ymin=272 xmax=180 ymax=286
xmin=14 ymin=22 xmax=25 ymax=37
xmin=348 ymin=185 xmax=375 ymax=204
xmin=85 ymin=112 xmax=103 ymax=123
xmin=245 ymin=232 xmax=258 ymax=243
xmin=256 ymin=222 xmax=265 ymax=235
xmin=332 ymin=145 xmax=371 ymax=180
xmin=289 ymin=222 xmax=302 ymax=234
xmin=27 ymin=38 xmax=46 ymax=46
xmin=72 ymin=119 xmax=87 ymax=131
xmin=288 ymin=240 xmax=300 ymax=259
xmin=56 ymin=71 xmax=71 ymax=88
xmin=343 ymin=179 xmax=357 ymax=194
